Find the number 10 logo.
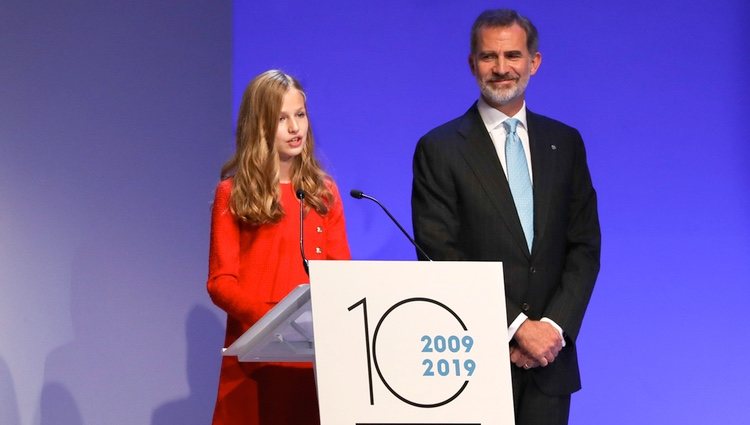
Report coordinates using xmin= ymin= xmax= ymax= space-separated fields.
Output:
xmin=348 ymin=297 xmax=477 ymax=408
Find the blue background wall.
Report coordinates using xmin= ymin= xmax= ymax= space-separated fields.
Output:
xmin=1 ymin=0 xmax=749 ymax=424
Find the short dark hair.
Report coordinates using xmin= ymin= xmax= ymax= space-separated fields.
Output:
xmin=470 ymin=9 xmax=539 ymax=55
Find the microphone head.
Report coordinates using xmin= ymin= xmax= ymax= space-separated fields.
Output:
xmin=350 ymin=189 xmax=364 ymax=199
xmin=295 ymin=189 xmax=305 ymax=200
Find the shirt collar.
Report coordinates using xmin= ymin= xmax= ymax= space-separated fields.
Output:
xmin=477 ymin=96 xmax=528 ymax=132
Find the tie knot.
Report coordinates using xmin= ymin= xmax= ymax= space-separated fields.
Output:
xmin=503 ymin=118 xmax=520 ymax=135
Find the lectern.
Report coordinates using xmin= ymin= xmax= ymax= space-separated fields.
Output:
xmin=223 ymin=261 xmax=515 ymax=425
xmin=222 ymin=283 xmax=314 ymax=362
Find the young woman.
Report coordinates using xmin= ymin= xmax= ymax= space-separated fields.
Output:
xmin=207 ymin=70 xmax=350 ymax=425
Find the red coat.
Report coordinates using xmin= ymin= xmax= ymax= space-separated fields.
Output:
xmin=207 ymin=178 xmax=351 ymax=425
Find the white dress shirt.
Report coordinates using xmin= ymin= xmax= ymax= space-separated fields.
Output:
xmin=476 ymin=97 xmax=565 ymax=347
xmin=477 ymin=97 xmax=534 ymax=183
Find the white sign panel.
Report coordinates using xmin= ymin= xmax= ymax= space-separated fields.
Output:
xmin=310 ymin=260 xmax=514 ymax=425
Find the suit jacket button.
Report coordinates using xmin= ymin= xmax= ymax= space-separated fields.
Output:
xmin=315 ymin=247 xmax=322 ymax=254
xmin=316 ymin=226 xmax=323 ymax=233
xmin=521 ymin=303 xmax=530 ymax=312
xmin=529 ymin=266 xmax=536 ymax=274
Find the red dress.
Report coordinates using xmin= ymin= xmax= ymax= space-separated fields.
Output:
xmin=207 ymin=178 xmax=351 ymax=425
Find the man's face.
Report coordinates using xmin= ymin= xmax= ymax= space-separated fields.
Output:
xmin=469 ymin=23 xmax=541 ymax=112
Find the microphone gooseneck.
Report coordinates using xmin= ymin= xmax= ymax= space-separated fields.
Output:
xmin=349 ymin=189 xmax=433 ymax=261
xmin=296 ymin=189 xmax=310 ymax=276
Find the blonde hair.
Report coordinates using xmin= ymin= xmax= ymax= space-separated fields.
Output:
xmin=220 ymin=70 xmax=333 ymax=224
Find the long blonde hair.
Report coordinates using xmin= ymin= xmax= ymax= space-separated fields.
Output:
xmin=220 ymin=70 xmax=333 ymax=224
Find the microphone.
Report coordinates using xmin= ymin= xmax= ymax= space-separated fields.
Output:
xmin=296 ymin=189 xmax=310 ymax=276
xmin=349 ymin=189 xmax=432 ymax=261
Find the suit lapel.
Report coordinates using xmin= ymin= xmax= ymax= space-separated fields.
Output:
xmin=527 ymin=109 xmax=555 ymax=253
xmin=456 ymin=104 xmax=531 ymax=257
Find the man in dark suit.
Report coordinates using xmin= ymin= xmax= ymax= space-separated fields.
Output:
xmin=411 ymin=9 xmax=600 ymax=425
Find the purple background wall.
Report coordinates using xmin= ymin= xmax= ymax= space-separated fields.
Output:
xmin=1 ymin=1 xmax=230 ymax=424
xmin=1 ymin=0 xmax=749 ymax=424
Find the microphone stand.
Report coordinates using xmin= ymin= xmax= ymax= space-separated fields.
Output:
xmin=350 ymin=189 xmax=432 ymax=261
xmin=296 ymin=189 xmax=310 ymax=276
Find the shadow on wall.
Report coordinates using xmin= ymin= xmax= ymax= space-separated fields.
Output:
xmin=33 ymin=217 xmax=226 ymax=425
xmin=151 ymin=305 xmax=224 ymax=425
xmin=39 ymin=383 xmax=83 ymax=425
xmin=0 ymin=356 xmax=21 ymax=425
xmin=32 ymin=238 xmax=123 ymax=425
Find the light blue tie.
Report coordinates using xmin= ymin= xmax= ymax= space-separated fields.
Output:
xmin=503 ymin=118 xmax=534 ymax=251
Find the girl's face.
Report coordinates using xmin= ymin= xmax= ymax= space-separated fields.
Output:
xmin=274 ymin=88 xmax=308 ymax=164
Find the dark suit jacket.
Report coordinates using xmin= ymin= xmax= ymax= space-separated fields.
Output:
xmin=411 ymin=103 xmax=600 ymax=395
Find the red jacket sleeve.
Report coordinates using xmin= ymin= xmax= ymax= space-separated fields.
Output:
xmin=206 ymin=180 xmax=265 ymax=324
xmin=324 ymin=180 xmax=351 ymax=260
